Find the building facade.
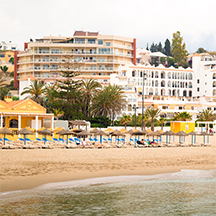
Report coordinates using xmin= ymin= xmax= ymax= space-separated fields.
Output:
xmin=14 ymin=31 xmax=136 ymax=88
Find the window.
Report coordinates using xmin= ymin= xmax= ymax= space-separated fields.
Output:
xmin=197 ymin=79 xmax=199 ymax=84
xmin=12 ymin=47 xmax=16 ymax=50
xmin=104 ymin=79 xmax=108 ymax=82
xmin=75 ymin=38 xmax=85 ymax=44
xmin=0 ymin=54 xmax=5 ymax=58
xmin=105 ymin=42 xmax=111 ymax=46
xmin=9 ymin=119 xmax=18 ymax=128
xmin=205 ymin=82 xmax=207 ymax=85
xmin=197 ymin=87 xmax=199 ymax=92
xmin=98 ymin=39 xmax=103 ymax=45
xmin=8 ymin=55 xmax=11 ymax=57
xmin=207 ymin=107 xmax=211 ymax=110
xmin=51 ymin=49 xmax=59 ymax=53
xmin=88 ymin=39 xmax=95 ymax=44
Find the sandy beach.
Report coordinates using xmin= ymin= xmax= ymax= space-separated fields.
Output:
xmin=1 ymin=142 xmax=216 ymax=193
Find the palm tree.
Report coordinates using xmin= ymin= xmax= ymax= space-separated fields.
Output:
xmin=53 ymin=108 xmax=64 ymax=120
xmin=173 ymin=111 xmax=192 ymax=121
xmin=197 ymin=109 xmax=216 ymax=132
xmin=0 ymin=65 xmax=8 ymax=73
xmin=91 ymin=84 xmax=127 ymax=121
xmin=145 ymin=108 xmax=161 ymax=131
xmin=80 ymin=79 xmax=102 ymax=117
xmin=0 ymin=76 xmax=9 ymax=100
xmin=21 ymin=80 xmax=46 ymax=104
xmin=158 ymin=117 xmax=166 ymax=131
xmin=119 ymin=114 xmax=132 ymax=129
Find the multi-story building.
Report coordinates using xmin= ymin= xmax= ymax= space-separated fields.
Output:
xmin=0 ymin=50 xmax=14 ymax=73
xmin=0 ymin=41 xmax=17 ymax=51
xmin=110 ymin=53 xmax=216 ymax=119
xmin=14 ymin=31 xmax=136 ymax=88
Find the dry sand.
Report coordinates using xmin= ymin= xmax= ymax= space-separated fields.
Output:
xmin=1 ymin=142 xmax=216 ymax=193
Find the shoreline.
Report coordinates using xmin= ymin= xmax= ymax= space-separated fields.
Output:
xmin=1 ymin=147 xmax=216 ymax=193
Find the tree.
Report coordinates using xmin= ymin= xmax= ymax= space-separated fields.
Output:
xmin=196 ymin=47 xmax=207 ymax=53
xmin=89 ymin=116 xmax=111 ymax=128
xmin=171 ymin=31 xmax=187 ymax=66
xmin=81 ymin=78 xmax=102 ymax=117
xmin=158 ymin=117 xmax=166 ymax=130
xmin=0 ymin=65 xmax=8 ymax=74
xmin=21 ymin=80 xmax=46 ymax=104
xmin=173 ymin=111 xmax=192 ymax=121
xmin=119 ymin=114 xmax=132 ymax=129
xmin=164 ymin=39 xmax=171 ymax=56
xmin=197 ymin=109 xmax=216 ymax=132
xmin=145 ymin=108 xmax=161 ymax=131
xmin=0 ymin=76 xmax=10 ymax=100
xmin=150 ymin=43 xmax=157 ymax=52
xmin=91 ymin=84 xmax=127 ymax=123
xmin=9 ymin=57 xmax=14 ymax=65
xmin=53 ymin=108 xmax=64 ymax=120
xmin=158 ymin=42 xmax=163 ymax=52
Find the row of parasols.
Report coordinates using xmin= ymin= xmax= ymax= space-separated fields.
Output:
xmin=0 ymin=127 xmax=212 ymax=146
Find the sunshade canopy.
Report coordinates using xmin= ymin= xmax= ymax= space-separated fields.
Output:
xmin=37 ymin=128 xmax=53 ymax=135
xmin=94 ymin=130 xmax=109 ymax=136
xmin=0 ymin=127 xmax=13 ymax=135
xmin=131 ymin=130 xmax=147 ymax=135
xmin=104 ymin=128 xmax=114 ymax=132
xmin=76 ymin=130 xmax=91 ymax=136
xmin=18 ymin=128 xmax=33 ymax=135
xmin=175 ymin=131 xmax=188 ymax=136
xmin=56 ymin=129 xmax=67 ymax=135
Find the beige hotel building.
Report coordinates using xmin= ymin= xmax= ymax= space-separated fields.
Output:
xmin=14 ymin=31 xmax=136 ymax=88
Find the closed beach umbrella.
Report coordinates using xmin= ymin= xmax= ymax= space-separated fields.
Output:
xmin=0 ymin=127 xmax=13 ymax=145
xmin=18 ymin=127 xmax=33 ymax=145
xmin=38 ymin=128 xmax=53 ymax=144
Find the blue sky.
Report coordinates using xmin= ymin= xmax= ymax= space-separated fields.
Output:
xmin=1 ymin=0 xmax=216 ymax=53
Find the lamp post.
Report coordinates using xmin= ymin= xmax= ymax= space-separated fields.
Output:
xmin=141 ymin=72 xmax=147 ymax=131
xmin=133 ymin=106 xmax=139 ymax=129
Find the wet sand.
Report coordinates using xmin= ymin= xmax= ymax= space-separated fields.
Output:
xmin=1 ymin=144 xmax=216 ymax=193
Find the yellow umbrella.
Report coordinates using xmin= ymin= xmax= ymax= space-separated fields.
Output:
xmin=71 ymin=127 xmax=78 ymax=131
xmin=104 ymin=128 xmax=114 ymax=132
xmin=147 ymin=129 xmax=152 ymax=132
xmin=133 ymin=129 xmax=139 ymax=132
xmin=37 ymin=127 xmax=46 ymax=131
xmin=159 ymin=129 xmax=164 ymax=133
xmin=53 ymin=127 xmax=63 ymax=133
xmin=25 ymin=126 xmax=35 ymax=132
xmin=119 ymin=128 xmax=127 ymax=133
xmin=90 ymin=128 xmax=97 ymax=132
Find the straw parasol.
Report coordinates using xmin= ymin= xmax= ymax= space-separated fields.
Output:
xmin=90 ymin=128 xmax=100 ymax=134
xmin=111 ymin=130 xmax=125 ymax=144
xmin=162 ymin=130 xmax=174 ymax=144
xmin=37 ymin=128 xmax=53 ymax=144
xmin=175 ymin=131 xmax=188 ymax=144
xmin=0 ymin=127 xmax=13 ymax=145
xmin=60 ymin=129 xmax=75 ymax=144
xmin=76 ymin=130 xmax=91 ymax=137
xmin=197 ymin=132 xmax=213 ymax=144
xmin=56 ymin=129 xmax=66 ymax=135
xmin=188 ymin=131 xmax=197 ymax=144
xmin=95 ymin=130 xmax=108 ymax=144
xmin=69 ymin=120 xmax=88 ymax=130
xmin=37 ymin=127 xmax=46 ymax=131
xmin=71 ymin=128 xmax=82 ymax=133
xmin=126 ymin=129 xmax=133 ymax=134
xmin=18 ymin=128 xmax=33 ymax=145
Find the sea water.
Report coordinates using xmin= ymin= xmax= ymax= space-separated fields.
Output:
xmin=1 ymin=170 xmax=216 ymax=216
